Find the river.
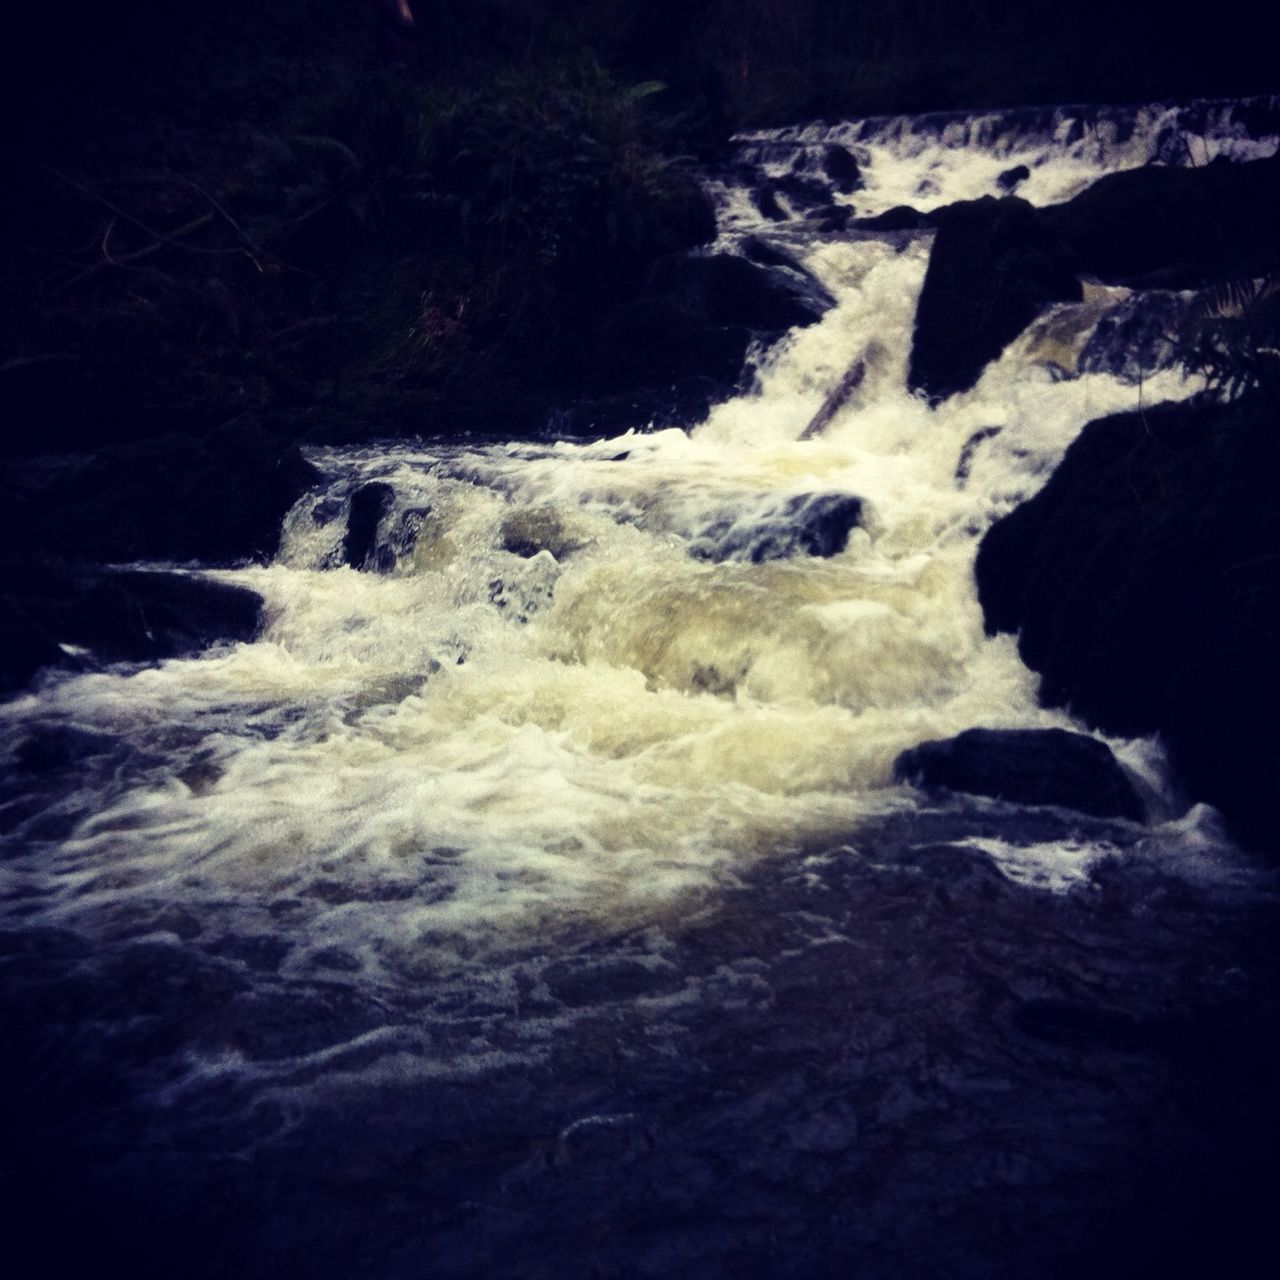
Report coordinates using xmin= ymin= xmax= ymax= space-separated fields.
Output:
xmin=3 ymin=97 xmax=1279 ymax=1278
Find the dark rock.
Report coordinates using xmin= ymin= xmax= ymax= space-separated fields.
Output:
xmin=1077 ymin=290 xmax=1192 ymax=383
xmin=98 ymin=571 xmax=263 ymax=658
xmin=0 ymin=421 xmax=321 ymax=565
xmin=693 ymin=492 xmax=863 ymax=564
xmin=975 ymin=392 xmax=1280 ymax=849
xmin=592 ymin=252 xmax=834 ymax=402
xmin=772 ymin=172 xmax=830 ymax=210
xmin=908 ymin=196 xmax=1082 ymax=402
xmin=592 ymin=295 xmax=752 ymax=394
xmin=551 ymin=377 xmax=724 ymax=437
xmin=996 ymin=164 xmax=1031 ymax=193
xmin=954 ymin=426 xmax=1002 ymax=487
xmin=0 ymin=564 xmax=263 ymax=693
xmin=0 ymin=599 xmax=66 ymax=695
xmin=752 ymin=182 xmax=787 ymax=221
xmin=806 ymin=204 xmax=854 ymax=232
xmin=894 ymin=727 xmax=1144 ymax=822
xmin=679 ymin=254 xmax=836 ymax=331
xmin=852 ymin=205 xmax=934 ymax=232
xmin=822 ymin=144 xmax=863 ymax=194
xmin=739 ymin=235 xmax=801 ymax=270
xmin=656 ymin=173 xmax=719 ymax=251
xmin=1041 ymin=151 xmax=1280 ymax=289
xmin=343 ymin=482 xmax=397 ymax=571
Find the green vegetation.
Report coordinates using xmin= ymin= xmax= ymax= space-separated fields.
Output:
xmin=2 ymin=0 xmax=1274 ymax=460
xmin=1 ymin=27 xmax=708 ymax=451
xmin=1179 ymin=276 xmax=1280 ymax=401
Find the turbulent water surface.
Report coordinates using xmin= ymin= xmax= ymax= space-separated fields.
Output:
xmin=4 ymin=98 xmax=1280 ymax=1278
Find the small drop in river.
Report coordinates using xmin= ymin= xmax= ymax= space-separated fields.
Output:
xmin=3 ymin=94 xmax=1280 ymax=1279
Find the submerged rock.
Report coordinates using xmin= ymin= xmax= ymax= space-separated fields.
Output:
xmin=852 ymin=205 xmax=934 ymax=232
xmin=822 ymin=143 xmax=863 ymax=194
xmin=894 ymin=727 xmax=1144 ymax=822
xmin=692 ymin=492 xmax=863 ymax=563
xmin=976 ymin=391 xmax=1280 ymax=849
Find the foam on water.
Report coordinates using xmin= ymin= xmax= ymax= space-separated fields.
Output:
xmin=4 ymin=98 xmax=1271 ymax=990
xmin=724 ymin=96 xmax=1280 ymax=227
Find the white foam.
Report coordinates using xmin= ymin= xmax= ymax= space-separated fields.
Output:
xmin=6 ymin=97 xmax=1265 ymax=970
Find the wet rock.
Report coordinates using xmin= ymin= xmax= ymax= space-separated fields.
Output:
xmin=343 ymin=481 xmax=396 ymax=570
xmin=772 ymin=172 xmax=831 ymax=210
xmin=976 ymin=392 xmax=1280 ymax=850
xmin=0 ymin=599 xmax=66 ymax=695
xmin=694 ymin=493 xmax=863 ymax=563
xmin=592 ymin=252 xmax=834 ymax=404
xmin=822 ymin=143 xmax=863 ymax=194
xmin=0 ymin=420 xmax=321 ymax=565
xmin=0 ymin=564 xmax=263 ymax=691
xmin=908 ymin=196 xmax=1082 ymax=402
xmin=996 ymin=163 xmax=1031 ymax=193
xmin=805 ymin=203 xmax=854 ymax=232
xmin=1077 ymin=290 xmax=1192 ymax=382
xmin=893 ymin=727 xmax=1144 ymax=822
xmin=673 ymin=253 xmax=836 ymax=332
xmin=740 ymin=235 xmax=808 ymax=272
xmin=853 ymin=205 xmax=934 ymax=232
xmin=752 ymin=182 xmax=787 ymax=221
xmin=1041 ymin=151 xmax=1280 ymax=288
xmin=954 ymin=426 xmax=1002 ymax=487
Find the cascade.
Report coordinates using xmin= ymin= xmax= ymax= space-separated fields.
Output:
xmin=4 ymin=95 xmax=1279 ymax=1279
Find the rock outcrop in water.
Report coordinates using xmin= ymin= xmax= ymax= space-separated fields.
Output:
xmin=0 ymin=422 xmax=313 ymax=695
xmin=1041 ymin=150 xmax=1280 ymax=289
xmin=692 ymin=492 xmax=864 ymax=563
xmin=907 ymin=196 xmax=1081 ymax=402
xmin=1 ymin=567 xmax=263 ymax=693
xmin=894 ymin=727 xmax=1144 ymax=822
xmin=2 ymin=423 xmax=319 ymax=566
xmin=908 ymin=151 xmax=1280 ymax=401
xmin=976 ymin=390 xmax=1280 ymax=849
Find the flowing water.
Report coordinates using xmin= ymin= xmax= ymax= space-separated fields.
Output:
xmin=4 ymin=98 xmax=1280 ymax=1278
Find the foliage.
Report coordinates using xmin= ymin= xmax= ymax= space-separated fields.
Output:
xmin=1178 ymin=276 xmax=1280 ymax=400
xmin=365 ymin=54 xmax=700 ymax=390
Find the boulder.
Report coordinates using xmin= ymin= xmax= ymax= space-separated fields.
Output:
xmin=673 ymin=253 xmax=836 ymax=331
xmin=894 ymin=727 xmax=1144 ymax=822
xmin=907 ymin=196 xmax=1081 ymax=402
xmin=591 ymin=252 xmax=834 ymax=401
xmin=852 ymin=206 xmax=934 ymax=232
xmin=822 ymin=144 xmax=863 ymax=194
xmin=0 ymin=564 xmax=264 ymax=694
xmin=0 ymin=420 xmax=321 ymax=565
xmin=805 ymin=204 xmax=854 ymax=232
xmin=343 ymin=482 xmax=397 ymax=571
xmin=752 ymin=182 xmax=788 ymax=221
xmin=996 ymin=164 xmax=1030 ymax=193
xmin=692 ymin=492 xmax=863 ymax=563
xmin=976 ymin=391 xmax=1280 ymax=849
xmin=773 ymin=172 xmax=831 ymax=210
xmin=1041 ymin=151 xmax=1280 ymax=289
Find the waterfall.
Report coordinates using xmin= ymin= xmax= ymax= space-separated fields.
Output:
xmin=4 ymin=95 xmax=1278 ymax=1280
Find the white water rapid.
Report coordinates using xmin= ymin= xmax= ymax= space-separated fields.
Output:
xmin=3 ymin=95 xmax=1277 ymax=1079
